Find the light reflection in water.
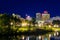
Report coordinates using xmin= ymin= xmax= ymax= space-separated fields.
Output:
xmin=57 ymin=32 xmax=59 ymax=36
xmin=0 ymin=32 xmax=59 ymax=40
xmin=38 ymin=35 xmax=41 ymax=39
xmin=44 ymin=37 xmax=48 ymax=40
xmin=26 ymin=36 xmax=29 ymax=40
xmin=22 ymin=36 xmax=25 ymax=40
xmin=49 ymin=34 xmax=51 ymax=37
xmin=54 ymin=32 xmax=56 ymax=36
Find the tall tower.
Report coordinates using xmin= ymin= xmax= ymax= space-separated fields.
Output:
xmin=42 ymin=11 xmax=50 ymax=21
xmin=36 ymin=13 xmax=41 ymax=22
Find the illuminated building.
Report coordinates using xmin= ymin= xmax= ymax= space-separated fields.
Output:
xmin=36 ymin=13 xmax=41 ymax=22
xmin=26 ymin=16 xmax=32 ymax=21
xmin=38 ymin=21 xmax=44 ymax=27
xmin=50 ymin=16 xmax=60 ymax=21
xmin=42 ymin=11 xmax=50 ymax=21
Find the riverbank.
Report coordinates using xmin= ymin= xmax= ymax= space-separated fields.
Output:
xmin=0 ymin=29 xmax=53 ymax=36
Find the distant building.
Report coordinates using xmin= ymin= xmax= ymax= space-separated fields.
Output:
xmin=16 ymin=15 xmax=21 ymax=19
xmin=42 ymin=11 xmax=50 ymax=21
xmin=50 ymin=16 xmax=60 ymax=21
xmin=12 ymin=13 xmax=21 ymax=19
xmin=26 ymin=16 xmax=32 ymax=21
xmin=36 ymin=13 xmax=41 ymax=22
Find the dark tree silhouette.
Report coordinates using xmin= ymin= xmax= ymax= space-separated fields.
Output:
xmin=52 ymin=20 xmax=60 ymax=24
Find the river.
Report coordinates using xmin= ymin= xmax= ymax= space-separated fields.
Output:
xmin=0 ymin=32 xmax=60 ymax=40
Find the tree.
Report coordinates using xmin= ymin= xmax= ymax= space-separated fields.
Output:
xmin=10 ymin=15 xmax=22 ymax=33
xmin=32 ymin=18 xmax=36 ymax=26
xmin=52 ymin=20 xmax=60 ymax=25
xmin=0 ymin=14 xmax=11 ymax=34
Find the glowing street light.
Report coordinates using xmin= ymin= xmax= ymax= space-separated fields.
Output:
xmin=54 ymin=24 xmax=59 ymax=28
xmin=10 ymin=22 xmax=13 ymax=25
xmin=21 ymin=22 xmax=27 ymax=26
xmin=12 ymin=13 xmax=16 ymax=17
xmin=38 ymin=24 xmax=41 ymax=27
xmin=49 ymin=25 xmax=51 ymax=28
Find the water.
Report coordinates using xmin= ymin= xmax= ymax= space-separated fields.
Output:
xmin=0 ymin=32 xmax=60 ymax=40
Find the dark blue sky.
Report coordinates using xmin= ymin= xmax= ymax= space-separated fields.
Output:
xmin=0 ymin=0 xmax=60 ymax=18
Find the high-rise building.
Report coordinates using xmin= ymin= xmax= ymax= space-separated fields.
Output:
xmin=42 ymin=11 xmax=50 ymax=21
xmin=36 ymin=13 xmax=41 ymax=22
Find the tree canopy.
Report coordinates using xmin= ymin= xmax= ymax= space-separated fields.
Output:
xmin=52 ymin=20 xmax=60 ymax=24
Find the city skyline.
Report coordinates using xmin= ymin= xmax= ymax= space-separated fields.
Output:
xmin=0 ymin=0 xmax=60 ymax=40
xmin=0 ymin=0 xmax=60 ymax=18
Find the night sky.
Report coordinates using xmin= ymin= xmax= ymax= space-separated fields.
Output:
xmin=0 ymin=0 xmax=60 ymax=18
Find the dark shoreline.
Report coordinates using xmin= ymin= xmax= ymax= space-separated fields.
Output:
xmin=0 ymin=29 xmax=53 ymax=36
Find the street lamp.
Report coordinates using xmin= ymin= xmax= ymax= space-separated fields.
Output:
xmin=10 ymin=22 xmax=13 ymax=25
xmin=21 ymin=22 xmax=27 ymax=27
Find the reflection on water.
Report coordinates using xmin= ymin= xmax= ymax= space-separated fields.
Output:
xmin=0 ymin=32 xmax=60 ymax=40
